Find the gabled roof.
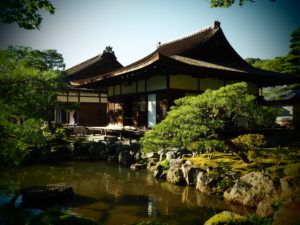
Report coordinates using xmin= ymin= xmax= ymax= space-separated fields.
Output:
xmin=66 ymin=47 xmax=123 ymax=82
xmin=71 ymin=22 xmax=300 ymax=87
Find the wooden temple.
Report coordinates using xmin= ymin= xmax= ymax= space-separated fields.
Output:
xmin=55 ymin=47 xmax=123 ymax=126
xmin=70 ymin=21 xmax=299 ymax=128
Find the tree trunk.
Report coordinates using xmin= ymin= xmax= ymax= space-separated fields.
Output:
xmin=223 ymin=139 xmax=250 ymax=163
xmin=215 ymin=132 xmax=250 ymax=163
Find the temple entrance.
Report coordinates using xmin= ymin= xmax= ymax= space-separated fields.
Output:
xmin=124 ymin=97 xmax=133 ymax=126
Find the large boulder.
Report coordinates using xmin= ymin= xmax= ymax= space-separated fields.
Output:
xmin=21 ymin=183 xmax=73 ymax=204
xmin=167 ymin=167 xmax=186 ymax=185
xmin=224 ymin=172 xmax=277 ymax=207
xmin=204 ymin=211 xmax=247 ymax=225
xmin=196 ymin=167 xmax=235 ymax=195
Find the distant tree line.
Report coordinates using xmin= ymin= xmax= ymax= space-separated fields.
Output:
xmin=246 ymin=27 xmax=300 ymax=76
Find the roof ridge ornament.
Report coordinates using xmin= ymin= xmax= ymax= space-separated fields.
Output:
xmin=103 ymin=46 xmax=114 ymax=54
xmin=158 ymin=21 xmax=221 ymax=48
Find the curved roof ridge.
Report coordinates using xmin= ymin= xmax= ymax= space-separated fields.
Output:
xmin=158 ymin=21 xmax=220 ymax=48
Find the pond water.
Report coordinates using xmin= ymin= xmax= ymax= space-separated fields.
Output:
xmin=0 ymin=161 xmax=254 ymax=225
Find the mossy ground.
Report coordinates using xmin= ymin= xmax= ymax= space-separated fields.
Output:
xmin=186 ymin=146 xmax=300 ymax=178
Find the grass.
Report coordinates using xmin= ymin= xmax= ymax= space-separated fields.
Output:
xmin=185 ymin=145 xmax=300 ymax=178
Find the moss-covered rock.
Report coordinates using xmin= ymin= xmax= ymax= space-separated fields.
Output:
xmin=166 ymin=167 xmax=186 ymax=185
xmin=204 ymin=211 xmax=248 ymax=225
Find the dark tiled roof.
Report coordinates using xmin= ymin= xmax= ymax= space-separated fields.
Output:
xmin=66 ymin=49 xmax=123 ymax=82
xmin=71 ymin=21 xmax=300 ymax=87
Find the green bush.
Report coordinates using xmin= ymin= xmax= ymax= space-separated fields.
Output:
xmin=0 ymin=117 xmax=47 ymax=166
xmin=232 ymin=134 xmax=267 ymax=150
xmin=55 ymin=127 xmax=72 ymax=139
xmin=284 ymin=163 xmax=300 ymax=178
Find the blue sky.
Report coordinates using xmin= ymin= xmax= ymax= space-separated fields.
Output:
xmin=0 ymin=0 xmax=299 ymax=69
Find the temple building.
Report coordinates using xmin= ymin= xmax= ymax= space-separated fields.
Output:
xmin=55 ymin=47 xmax=123 ymax=126
xmin=70 ymin=21 xmax=299 ymax=128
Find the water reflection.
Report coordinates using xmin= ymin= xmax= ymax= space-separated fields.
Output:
xmin=0 ymin=161 xmax=254 ymax=225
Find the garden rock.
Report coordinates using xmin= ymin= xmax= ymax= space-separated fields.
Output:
xmin=181 ymin=164 xmax=202 ymax=186
xmin=166 ymin=151 xmax=176 ymax=160
xmin=21 ymin=183 xmax=73 ymax=204
xmin=153 ymin=165 xmax=164 ymax=178
xmin=224 ymin=172 xmax=277 ymax=207
xmin=118 ymin=151 xmax=134 ymax=166
xmin=196 ymin=171 xmax=225 ymax=195
xmin=256 ymin=199 xmax=274 ymax=218
xmin=159 ymin=152 xmax=166 ymax=162
xmin=146 ymin=152 xmax=159 ymax=160
xmin=130 ymin=163 xmax=146 ymax=171
xmin=169 ymin=159 xmax=186 ymax=168
xmin=88 ymin=142 xmax=107 ymax=160
xmin=49 ymin=145 xmax=72 ymax=160
xmin=167 ymin=167 xmax=186 ymax=185
xmin=279 ymin=176 xmax=300 ymax=204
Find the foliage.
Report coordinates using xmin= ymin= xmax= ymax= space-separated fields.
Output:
xmin=140 ymin=83 xmax=280 ymax=163
xmin=284 ymin=163 xmax=300 ymax=178
xmin=3 ymin=46 xmax=65 ymax=71
xmin=204 ymin=212 xmax=248 ymax=225
xmin=246 ymin=27 xmax=300 ymax=100
xmin=0 ymin=0 xmax=55 ymax=30
xmin=285 ymin=27 xmax=300 ymax=75
xmin=55 ymin=127 xmax=72 ymax=139
xmin=0 ymin=118 xmax=47 ymax=166
xmin=0 ymin=46 xmax=70 ymax=166
xmin=208 ymin=0 xmax=275 ymax=8
xmin=160 ymin=159 xmax=170 ymax=170
xmin=245 ymin=214 xmax=272 ymax=225
xmin=0 ymin=49 xmax=68 ymax=123
xmin=27 ymin=209 xmax=101 ymax=225
xmin=232 ymin=134 xmax=267 ymax=150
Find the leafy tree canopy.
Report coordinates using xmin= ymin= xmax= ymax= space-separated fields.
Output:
xmin=0 ymin=0 xmax=55 ymax=30
xmin=0 ymin=51 xmax=68 ymax=121
xmin=0 ymin=46 xmax=70 ymax=165
xmin=208 ymin=0 xmax=275 ymax=8
xmin=3 ymin=46 xmax=65 ymax=71
xmin=140 ymin=82 xmax=280 ymax=163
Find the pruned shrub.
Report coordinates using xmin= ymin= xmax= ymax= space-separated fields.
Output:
xmin=232 ymin=134 xmax=267 ymax=150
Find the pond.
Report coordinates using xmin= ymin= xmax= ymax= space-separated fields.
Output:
xmin=0 ymin=161 xmax=253 ymax=225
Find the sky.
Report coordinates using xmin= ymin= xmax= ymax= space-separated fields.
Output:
xmin=0 ymin=0 xmax=299 ymax=69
